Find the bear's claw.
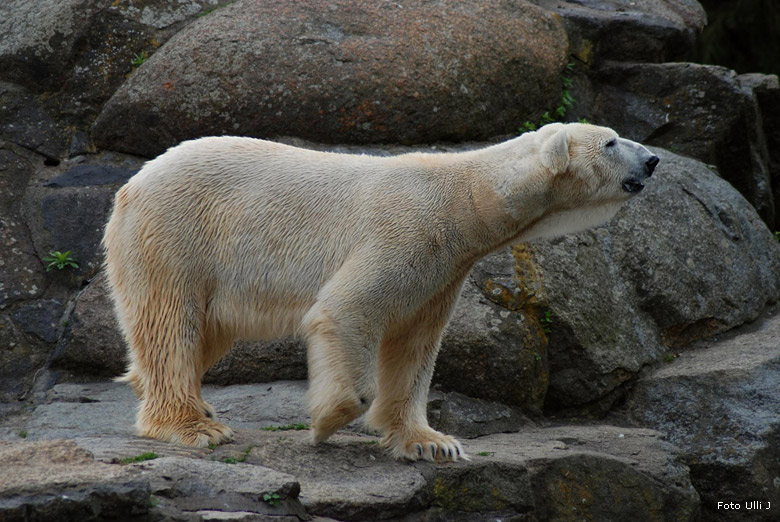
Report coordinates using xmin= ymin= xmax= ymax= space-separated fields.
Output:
xmin=140 ymin=416 xmax=234 ymax=448
xmin=383 ymin=428 xmax=469 ymax=462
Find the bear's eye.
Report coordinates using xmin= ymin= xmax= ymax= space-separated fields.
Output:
xmin=605 ymin=139 xmax=617 ymax=148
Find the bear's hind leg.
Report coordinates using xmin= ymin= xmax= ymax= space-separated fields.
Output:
xmin=131 ymin=293 xmax=234 ymax=447
xmin=196 ymin=320 xmax=236 ymax=419
xmin=116 ymin=362 xmax=144 ymax=399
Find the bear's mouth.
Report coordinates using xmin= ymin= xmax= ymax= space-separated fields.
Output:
xmin=622 ymin=179 xmax=644 ymax=193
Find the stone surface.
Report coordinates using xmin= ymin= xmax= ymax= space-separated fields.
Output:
xmin=0 ymin=439 xmax=150 ymax=522
xmin=204 ymin=338 xmax=308 ymax=385
xmin=437 ymin=269 xmax=549 ymax=413
xmin=93 ymin=0 xmax=568 ymax=157
xmin=607 ymin=149 xmax=780 ymax=346
xmin=0 ymin=142 xmax=50 ymax=400
xmin=617 ymin=306 xmax=780 ymax=522
xmin=45 ymin=163 xmax=138 ymax=188
xmin=22 ymin=154 xmax=144 ymax=290
xmin=427 ymin=390 xmax=536 ymax=440
xmin=740 ymin=73 xmax=780 ymax=228
xmin=140 ymin=457 xmax=307 ymax=519
xmin=53 ymin=273 xmax=125 ymax=378
xmin=0 ymin=381 xmax=701 ymax=521
xmin=585 ymin=62 xmax=776 ymax=228
xmin=0 ymin=142 xmax=46 ymax=309
xmin=0 ymin=0 xmax=235 ymax=136
xmin=0 ymin=82 xmax=67 ymax=160
xmin=531 ymin=0 xmax=707 ymax=64
xmin=532 ymin=148 xmax=780 ymax=411
xmin=10 ymin=299 xmax=64 ymax=344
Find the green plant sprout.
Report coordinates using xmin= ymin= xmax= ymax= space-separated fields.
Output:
xmin=521 ymin=60 xmax=579 ymax=132
xmin=540 ymin=310 xmax=553 ymax=334
xmin=222 ymin=446 xmax=253 ymax=464
xmin=119 ymin=452 xmax=158 ymax=464
xmin=262 ymin=492 xmax=281 ymax=506
xmin=261 ymin=423 xmax=309 ymax=432
xmin=44 ymin=251 xmax=78 ymax=271
xmin=131 ymin=51 xmax=148 ymax=67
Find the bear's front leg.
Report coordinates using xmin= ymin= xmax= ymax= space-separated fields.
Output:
xmin=365 ymin=281 xmax=469 ymax=462
xmin=302 ymin=300 xmax=380 ymax=443
xmin=366 ymin=321 xmax=467 ymax=461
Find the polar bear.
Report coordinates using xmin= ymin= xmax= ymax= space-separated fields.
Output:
xmin=103 ymin=122 xmax=658 ymax=461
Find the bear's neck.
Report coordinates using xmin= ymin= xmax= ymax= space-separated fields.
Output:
xmin=462 ymin=146 xmax=556 ymax=254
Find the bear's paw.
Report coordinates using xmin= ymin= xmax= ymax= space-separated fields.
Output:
xmin=140 ymin=415 xmax=235 ymax=448
xmin=383 ymin=428 xmax=469 ymax=462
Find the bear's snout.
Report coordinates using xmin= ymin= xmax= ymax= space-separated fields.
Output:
xmin=645 ymin=155 xmax=659 ymax=175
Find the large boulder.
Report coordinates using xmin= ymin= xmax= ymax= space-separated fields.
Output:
xmin=0 ymin=0 xmax=235 ymax=135
xmin=530 ymin=0 xmax=707 ymax=64
xmin=92 ymin=0 xmax=569 ymax=157
xmin=0 ymin=142 xmax=50 ymax=400
xmin=617 ymin=308 xmax=780 ymax=522
xmin=581 ymin=62 xmax=777 ymax=228
xmin=534 ymin=148 xmax=780 ymax=411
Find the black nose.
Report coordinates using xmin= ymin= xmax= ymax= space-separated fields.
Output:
xmin=646 ymin=155 xmax=659 ymax=174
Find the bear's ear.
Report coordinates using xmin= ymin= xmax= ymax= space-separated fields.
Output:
xmin=540 ymin=127 xmax=570 ymax=174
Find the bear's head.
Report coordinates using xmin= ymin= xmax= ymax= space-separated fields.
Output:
xmin=540 ymin=122 xmax=659 ymax=201
xmin=520 ymin=122 xmax=659 ymax=241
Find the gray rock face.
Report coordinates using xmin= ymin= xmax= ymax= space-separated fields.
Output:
xmin=437 ymin=268 xmax=548 ymax=413
xmin=427 ymin=390 xmax=536 ymax=439
xmin=461 ymin=148 xmax=780 ymax=413
xmin=607 ymin=151 xmax=780 ymax=345
xmin=0 ymin=143 xmax=50 ymax=400
xmin=586 ymin=62 xmax=777 ymax=228
xmin=0 ymin=143 xmax=45 ymax=309
xmin=93 ymin=0 xmax=568 ymax=157
xmin=531 ymin=0 xmax=707 ymax=64
xmin=53 ymin=273 xmax=125 ymax=378
xmin=0 ymin=0 xmax=235 ymax=132
xmin=0 ymin=439 xmax=151 ymax=522
xmin=742 ymin=73 xmax=780 ymax=228
xmin=141 ymin=457 xmax=307 ymax=520
xmin=0 ymin=83 xmax=67 ymax=160
xmin=618 ymin=308 xmax=780 ymax=522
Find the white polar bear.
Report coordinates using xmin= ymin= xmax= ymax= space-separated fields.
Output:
xmin=103 ymin=122 xmax=658 ymax=461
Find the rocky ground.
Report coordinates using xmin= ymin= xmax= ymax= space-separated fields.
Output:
xmin=1 ymin=306 xmax=778 ymax=521
xmin=0 ymin=383 xmax=698 ymax=521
